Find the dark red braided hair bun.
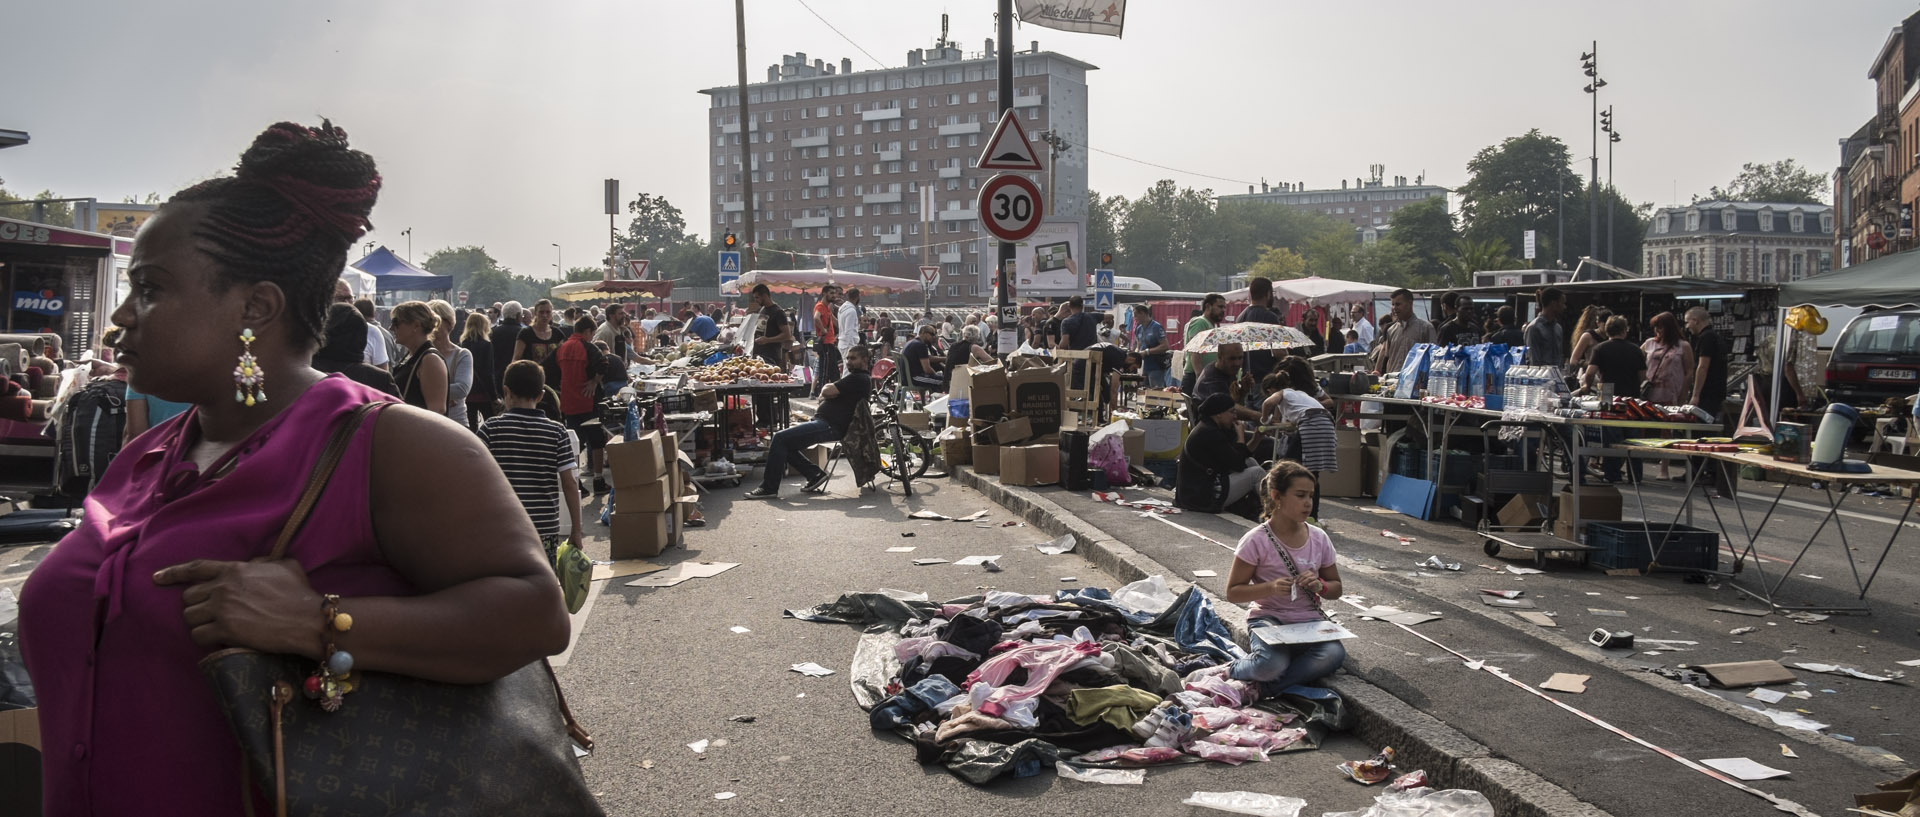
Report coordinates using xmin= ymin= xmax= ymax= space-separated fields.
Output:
xmin=165 ymin=119 xmax=382 ymax=344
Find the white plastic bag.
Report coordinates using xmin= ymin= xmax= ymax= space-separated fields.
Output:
xmin=1112 ymin=575 xmax=1178 ymax=616
xmin=1320 ymin=788 xmax=1495 ymax=817
xmin=1183 ymin=791 xmax=1307 ymax=817
xmin=1056 ymin=762 xmax=1144 ymax=785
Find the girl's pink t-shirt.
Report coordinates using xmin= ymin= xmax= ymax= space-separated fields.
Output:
xmin=1233 ymin=522 xmax=1337 ymax=624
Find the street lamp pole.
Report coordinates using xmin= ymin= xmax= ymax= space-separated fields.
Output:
xmin=1601 ymin=107 xmax=1620 ymax=265
xmin=553 ymin=242 xmax=562 ymax=279
xmin=734 ymin=0 xmax=758 ymax=270
xmin=401 ymin=228 xmax=413 ymax=263
xmin=1581 ymin=44 xmax=1605 ymax=266
xmin=994 ymin=0 xmax=1015 ymax=355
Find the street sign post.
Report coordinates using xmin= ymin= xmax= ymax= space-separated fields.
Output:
xmin=457 ymin=290 xmax=469 ymax=306
xmin=1093 ymin=268 xmax=1114 ymax=312
xmin=979 ymin=173 xmax=1044 ymax=243
xmin=918 ymin=265 xmax=941 ymax=290
xmin=719 ymin=251 xmax=742 ymax=289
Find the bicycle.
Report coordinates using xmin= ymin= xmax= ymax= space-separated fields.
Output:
xmin=869 ymin=394 xmax=937 ymax=496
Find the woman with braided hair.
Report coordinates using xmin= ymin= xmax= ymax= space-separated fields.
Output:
xmin=18 ymin=121 xmax=570 ymax=814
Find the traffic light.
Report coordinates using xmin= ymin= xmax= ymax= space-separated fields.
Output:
xmin=1100 ymin=252 xmax=1113 ymax=266
xmin=723 ymin=232 xmax=737 ymax=249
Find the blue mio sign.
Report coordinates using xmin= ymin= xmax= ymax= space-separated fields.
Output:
xmin=13 ymin=290 xmax=66 ymax=316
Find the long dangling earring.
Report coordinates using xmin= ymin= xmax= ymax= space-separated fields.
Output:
xmin=234 ymin=327 xmax=267 ymax=406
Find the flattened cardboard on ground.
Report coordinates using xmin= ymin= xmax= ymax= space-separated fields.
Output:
xmin=1541 ymin=673 xmax=1589 ymax=694
xmin=1514 ymin=611 xmax=1558 ymax=627
xmin=1699 ymin=660 xmax=1798 ymax=689
xmin=626 ymin=561 xmax=739 ymax=588
xmin=1479 ymin=594 xmax=1537 ymax=609
xmin=591 ymin=560 xmax=668 ymax=581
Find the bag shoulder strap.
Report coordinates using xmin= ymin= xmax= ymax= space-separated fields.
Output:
xmin=268 ymin=402 xmax=385 ymax=560
xmin=1263 ymin=521 xmax=1329 ymax=619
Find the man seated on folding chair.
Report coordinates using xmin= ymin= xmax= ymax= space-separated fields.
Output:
xmin=745 ymin=346 xmax=874 ymax=499
xmin=902 ymin=324 xmax=947 ymax=394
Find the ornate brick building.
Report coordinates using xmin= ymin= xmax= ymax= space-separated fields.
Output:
xmin=1641 ymin=202 xmax=1834 ymax=282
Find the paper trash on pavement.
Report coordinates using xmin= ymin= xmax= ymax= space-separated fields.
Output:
xmin=788 ymin=662 xmax=835 ymax=677
xmin=1896 ymin=659 xmax=1920 ymax=667
xmin=1055 ymin=762 xmax=1144 ymax=785
xmin=1746 ymin=688 xmax=1787 ymax=704
xmin=1181 ymin=790 xmax=1307 ymax=817
xmin=1779 ymin=744 xmax=1799 ymax=758
xmin=1744 ymin=707 xmax=1829 ymax=732
xmin=952 ymin=555 xmax=1003 ymax=566
xmin=912 ymin=558 xmax=949 ymax=566
xmin=1702 ymin=758 xmax=1791 ymax=781
xmin=1193 ymin=569 xmax=1219 ymax=578
xmin=1035 ymin=535 xmax=1076 ymax=555
xmin=1541 ymin=673 xmax=1589 ymax=694
xmin=1791 ymin=662 xmax=1906 ymax=683
xmin=886 ymin=546 xmax=917 ymax=552
xmin=1505 ymin=565 xmax=1545 ymax=575
xmin=956 ymin=510 xmax=990 ymax=521
xmin=729 ymin=626 xmax=751 ymax=634
xmin=1418 ymin=555 xmax=1462 ymax=571
xmin=908 ymin=510 xmax=951 ymax=520
xmin=687 ymin=739 xmax=711 ymax=753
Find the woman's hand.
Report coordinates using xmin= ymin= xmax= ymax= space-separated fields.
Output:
xmin=154 ymin=559 xmax=323 ymax=656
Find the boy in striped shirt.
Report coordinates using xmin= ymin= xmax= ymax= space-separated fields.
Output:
xmin=481 ymin=360 xmax=582 ymax=564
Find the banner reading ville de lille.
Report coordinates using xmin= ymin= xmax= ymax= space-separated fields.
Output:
xmin=1016 ymin=0 xmax=1126 ymax=37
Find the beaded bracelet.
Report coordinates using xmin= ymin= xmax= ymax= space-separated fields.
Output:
xmin=304 ymin=594 xmax=356 ymax=711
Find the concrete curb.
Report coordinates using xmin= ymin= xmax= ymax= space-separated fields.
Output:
xmin=953 ymin=465 xmax=1612 ymax=817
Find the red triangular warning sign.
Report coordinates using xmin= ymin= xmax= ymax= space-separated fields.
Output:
xmin=977 ymin=109 xmax=1045 ymax=172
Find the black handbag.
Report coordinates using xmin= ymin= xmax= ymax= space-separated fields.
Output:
xmin=198 ymin=402 xmax=603 ymax=817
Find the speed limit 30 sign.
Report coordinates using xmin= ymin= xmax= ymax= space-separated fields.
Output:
xmin=978 ymin=173 xmax=1044 ymax=242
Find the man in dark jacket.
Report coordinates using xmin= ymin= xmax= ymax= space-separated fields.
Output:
xmin=490 ymin=300 xmax=526 ymax=388
xmin=1175 ymin=393 xmax=1266 ymax=516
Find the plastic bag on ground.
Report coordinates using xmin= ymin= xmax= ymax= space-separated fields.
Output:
xmin=1183 ymin=791 xmax=1308 ymax=817
xmin=849 ymin=631 xmax=905 ymax=711
xmin=1111 ymin=574 xmax=1178 ymax=617
xmin=784 ymin=591 xmax=942 ymax=628
xmin=941 ymin=737 xmax=1059 ymax=785
xmin=1319 ymin=788 xmax=1495 ymax=817
xmin=1056 ymin=762 xmax=1145 ymax=785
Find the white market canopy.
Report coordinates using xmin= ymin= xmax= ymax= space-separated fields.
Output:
xmin=723 ymin=267 xmax=923 ymax=296
xmin=1224 ymin=276 xmax=1399 ymax=305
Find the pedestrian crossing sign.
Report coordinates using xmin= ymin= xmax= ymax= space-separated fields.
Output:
xmin=718 ymin=251 xmax=742 ymax=275
xmin=1095 ymin=290 xmax=1114 ymax=311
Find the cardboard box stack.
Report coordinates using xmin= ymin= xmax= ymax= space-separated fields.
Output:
xmin=957 ymin=362 xmax=1070 ymax=485
xmin=1320 ymin=427 xmax=1373 ymax=498
xmin=1554 ymin=483 xmax=1623 ymax=541
xmin=607 ymin=431 xmax=691 ymax=558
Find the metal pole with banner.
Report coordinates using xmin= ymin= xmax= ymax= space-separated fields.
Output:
xmin=1523 ymin=229 xmax=1537 ymax=262
xmin=995 ymin=0 xmax=1016 ymax=354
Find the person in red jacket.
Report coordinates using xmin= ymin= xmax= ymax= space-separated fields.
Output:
xmin=557 ymin=315 xmax=607 ymax=494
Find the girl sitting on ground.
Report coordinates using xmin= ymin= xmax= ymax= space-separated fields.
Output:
xmin=1223 ymin=461 xmax=1346 ymax=698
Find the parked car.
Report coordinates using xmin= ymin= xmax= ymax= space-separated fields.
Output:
xmin=1824 ymin=308 xmax=1920 ymax=409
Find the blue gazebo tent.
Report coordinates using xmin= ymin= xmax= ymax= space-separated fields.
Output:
xmin=351 ymin=246 xmax=451 ymax=292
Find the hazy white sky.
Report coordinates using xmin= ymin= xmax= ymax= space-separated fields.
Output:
xmin=4 ymin=0 xmax=1910 ymax=280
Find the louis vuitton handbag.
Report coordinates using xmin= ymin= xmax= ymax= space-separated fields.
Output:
xmin=198 ymin=402 xmax=604 ymax=817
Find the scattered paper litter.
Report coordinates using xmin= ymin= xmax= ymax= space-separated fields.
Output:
xmin=858 ymin=505 xmax=877 ymax=509
xmin=1418 ymin=555 xmax=1462 ymax=571
xmin=713 ymin=792 xmax=736 ymax=800
xmin=1541 ymin=673 xmax=1590 ymax=694
xmin=687 ymin=739 xmax=710 ymax=753
xmin=1730 ymin=627 xmax=1757 ymax=635
xmin=1744 ymin=706 xmax=1829 ymax=732
xmin=1709 ymin=605 xmax=1772 ymax=617
xmin=1505 ymin=565 xmax=1546 ymax=575
xmin=788 ymin=662 xmax=835 ymax=677
xmin=911 ymin=558 xmax=949 ymax=566
xmin=1360 ymin=505 xmax=1398 ymax=514
xmin=1035 ymin=535 xmax=1076 ymax=555
xmin=591 ymin=559 xmax=668 ymax=581
xmin=1702 ymin=757 xmax=1790 ymax=781
xmin=1060 ymin=576 xmax=1079 ymax=582
xmin=729 ymin=626 xmax=751 ymax=634
xmin=1779 ymin=744 xmax=1798 ymax=758
xmin=1192 ymin=569 xmax=1219 ymax=578
xmin=1479 ymin=589 xmax=1525 ymax=599
xmin=1747 ymin=688 xmax=1787 ymax=704
xmin=1898 ymin=659 xmax=1920 ymax=667
xmin=1791 ymin=662 xmax=1905 ymax=683
xmin=909 ymin=510 xmax=951 ymax=520
xmin=1181 ymin=790 xmax=1307 ymax=817
xmin=886 ymin=546 xmax=917 ymax=553
xmin=1515 ymin=612 xmax=1558 ymax=628
xmin=1380 ymin=529 xmax=1416 ymax=543
xmin=1055 ymin=762 xmax=1145 ymax=785
xmin=953 ymin=555 xmax=1003 ymax=566
xmin=1799 ymin=574 xmax=1822 ymax=580
xmin=1588 ymin=608 xmax=1629 ymax=617
xmin=626 ymin=561 xmax=740 ymax=588
xmin=1784 ymin=612 xmax=1829 ymax=624
xmin=956 ymin=510 xmax=990 ymax=521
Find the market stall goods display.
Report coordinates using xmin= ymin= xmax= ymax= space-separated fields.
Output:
xmin=786 ymin=583 xmax=1347 ymax=787
xmin=688 ymin=357 xmax=792 ymax=385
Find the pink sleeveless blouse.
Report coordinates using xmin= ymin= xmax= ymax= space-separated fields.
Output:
xmin=19 ymin=375 xmax=409 ymax=815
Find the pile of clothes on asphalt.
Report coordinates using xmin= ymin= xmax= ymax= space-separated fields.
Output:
xmin=786 ymin=578 xmax=1348 ymax=786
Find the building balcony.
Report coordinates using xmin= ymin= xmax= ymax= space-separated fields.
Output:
xmin=879 ymin=233 xmax=903 ymax=245
xmin=721 ymin=121 xmax=759 ymax=135
xmin=938 ymin=166 xmax=963 ymax=179
xmin=939 ymin=251 xmax=963 ymax=264
xmin=862 ymin=108 xmax=902 ymax=122
xmin=937 ymin=208 xmax=976 ymax=222
xmin=877 ymin=150 xmax=902 ymax=161
xmin=863 ymin=192 xmax=902 ymax=204
xmin=938 ymin=122 xmax=982 ymax=136
xmin=807 ymin=176 xmax=829 ymax=187
xmin=721 ymin=201 xmax=745 ymax=213
xmin=792 ymin=216 xmax=831 ymax=229
xmin=1013 ymin=94 xmax=1044 ymax=108
xmin=792 ymin=135 xmax=830 ymax=148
